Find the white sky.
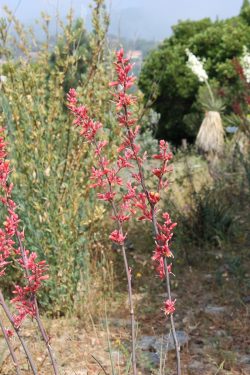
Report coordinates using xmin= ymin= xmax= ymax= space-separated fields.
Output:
xmin=0 ymin=0 xmax=244 ymax=40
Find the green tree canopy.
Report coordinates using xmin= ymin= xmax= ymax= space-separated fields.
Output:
xmin=139 ymin=4 xmax=250 ymax=144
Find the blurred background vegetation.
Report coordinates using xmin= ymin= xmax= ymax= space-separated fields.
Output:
xmin=139 ymin=1 xmax=250 ymax=143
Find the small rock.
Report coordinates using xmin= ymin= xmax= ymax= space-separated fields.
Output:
xmin=242 ymin=296 xmax=250 ymax=304
xmin=215 ymin=329 xmax=227 ymax=337
xmin=190 ymin=346 xmax=204 ymax=356
xmin=139 ymin=351 xmax=160 ymax=368
xmin=203 ymin=274 xmax=213 ymax=281
xmin=188 ymin=360 xmax=204 ymax=374
xmin=204 ymin=305 xmax=226 ymax=315
xmin=239 ymin=355 xmax=250 ymax=365
xmin=138 ymin=335 xmax=157 ymax=351
xmin=138 ymin=331 xmax=189 ymax=353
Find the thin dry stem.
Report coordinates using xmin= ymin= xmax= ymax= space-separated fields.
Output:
xmin=0 ymin=290 xmax=38 ymax=375
xmin=34 ymin=299 xmax=59 ymax=375
xmin=93 ymin=139 xmax=137 ymax=375
xmin=0 ymin=313 xmax=21 ymax=375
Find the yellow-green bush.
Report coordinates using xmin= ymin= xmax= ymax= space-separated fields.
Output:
xmin=0 ymin=0 xmax=118 ymax=315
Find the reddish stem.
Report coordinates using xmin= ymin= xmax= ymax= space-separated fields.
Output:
xmin=0 ymin=313 xmax=21 ymax=375
xmin=93 ymin=139 xmax=137 ymax=375
xmin=121 ymin=84 xmax=181 ymax=374
xmin=0 ymin=290 xmax=38 ymax=375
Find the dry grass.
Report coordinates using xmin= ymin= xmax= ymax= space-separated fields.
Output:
xmin=196 ymin=111 xmax=225 ymax=155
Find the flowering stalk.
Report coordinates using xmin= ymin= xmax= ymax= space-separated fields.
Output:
xmin=0 ymin=127 xmax=57 ymax=374
xmin=14 ymin=234 xmax=59 ymax=375
xmin=111 ymin=49 xmax=181 ymax=374
xmin=67 ymin=90 xmax=137 ymax=374
xmin=186 ymin=48 xmax=215 ymax=105
xmin=241 ymin=46 xmax=250 ymax=84
xmin=68 ymin=49 xmax=181 ymax=374
xmin=185 ymin=48 xmax=208 ymax=83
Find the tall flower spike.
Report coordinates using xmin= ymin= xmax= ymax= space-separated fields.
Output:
xmin=186 ymin=48 xmax=208 ymax=82
xmin=109 ymin=49 xmax=181 ymax=374
xmin=68 ymin=48 xmax=181 ymax=375
xmin=241 ymin=46 xmax=250 ymax=83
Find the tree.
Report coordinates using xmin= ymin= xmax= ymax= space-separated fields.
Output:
xmin=240 ymin=0 xmax=250 ymax=24
xmin=139 ymin=5 xmax=250 ymax=144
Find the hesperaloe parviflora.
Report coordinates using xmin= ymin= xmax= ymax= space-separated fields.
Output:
xmin=0 ymin=127 xmax=58 ymax=375
xmin=67 ymin=48 xmax=181 ymax=375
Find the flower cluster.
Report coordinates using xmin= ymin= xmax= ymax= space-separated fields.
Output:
xmin=0 ymin=128 xmax=49 ymax=329
xmin=186 ymin=48 xmax=208 ymax=82
xmin=68 ymin=48 xmax=177 ymax=317
xmin=164 ymin=299 xmax=176 ymax=315
xmin=12 ymin=251 xmax=49 ymax=328
xmin=241 ymin=46 xmax=250 ymax=84
xmin=0 ymin=128 xmax=18 ymax=277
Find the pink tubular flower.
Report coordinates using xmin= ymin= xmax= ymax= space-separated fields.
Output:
xmin=0 ymin=127 xmax=49 ymax=328
xmin=10 ymin=250 xmax=49 ymax=328
xmin=109 ymin=230 xmax=126 ymax=244
xmin=5 ymin=328 xmax=14 ymax=338
xmin=164 ymin=299 xmax=176 ymax=315
xmin=154 ymin=258 xmax=174 ymax=279
xmin=97 ymin=192 xmax=116 ymax=202
xmin=148 ymin=191 xmax=160 ymax=205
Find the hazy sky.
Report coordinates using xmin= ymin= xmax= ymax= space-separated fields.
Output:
xmin=0 ymin=0 xmax=244 ymax=40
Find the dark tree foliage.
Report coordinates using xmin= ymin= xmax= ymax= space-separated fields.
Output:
xmin=139 ymin=2 xmax=250 ymax=144
xmin=50 ymin=18 xmax=90 ymax=93
xmin=240 ymin=0 xmax=250 ymax=24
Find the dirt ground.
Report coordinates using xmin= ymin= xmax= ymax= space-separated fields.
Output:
xmin=0 ymin=243 xmax=249 ymax=375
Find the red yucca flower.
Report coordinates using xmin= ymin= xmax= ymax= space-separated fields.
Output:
xmin=164 ymin=299 xmax=176 ymax=315
xmin=67 ymin=48 xmax=177 ymax=314
xmin=0 ymin=128 xmax=49 ymax=330
xmin=68 ymin=48 xmax=180 ymax=375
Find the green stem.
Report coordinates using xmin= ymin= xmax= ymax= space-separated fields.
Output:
xmin=205 ymin=79 xmax=215 ymax=107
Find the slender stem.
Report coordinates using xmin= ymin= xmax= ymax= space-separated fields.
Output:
xmin=120 ymin=241 xmax=137 ymax=375
xmin=93 ymin=140 xmax=137 ymax=375
xmin=0 ymin=313 xmax=21 ymax=375
xmin=164 ymin=258 xmax=181 ymax=375
xmin=0 ymin=291 xmax=38 ymax=375
xmin=91 ymin=355 xmax=109 ymax=375
xmin=205 ymin=79 xmax=215 ymax=107
xmin=34 ymin=299 xmax=59 ymax=375
xmin=122 ymin=100 xmax=181 ymax=374
xmin=151 ymin=205 xmax=181 ymax=375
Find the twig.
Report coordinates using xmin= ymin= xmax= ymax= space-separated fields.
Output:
xmin=91 ymin=354 xmax=109 ymax=375
xmin=0 ymin=314 xmax=21 ymax=375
